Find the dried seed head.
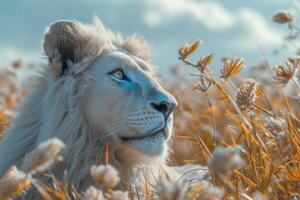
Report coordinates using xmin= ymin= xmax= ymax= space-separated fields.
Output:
xmin=90 ymin=164 xmax=120 ymax=189
xmin=236 ymin=79 xmax=259 ymax=112
xmin=274 ymin=60 xmax=296 ymax=85
xmin=178 ymin=40 xmax=201 ymax=60
xmin=186 ymin=180 xmax=223 ymax=200
xmin=82 ymin=186 xmax=105 ymax=200
xmin=193 ymin=73 xmax=212 ymax=92
xmin=110 ymin=190 xmax=129 ymax=200
xmin=156 ymin=174 xmax=185 ymax=200
xmin=21 ymin=138 xmax=65 ymax=174
xmin=196 ymin=54 xmax=214 ymax=72
xmin=263 ymin=117 xmax=286 ymax=136
xmin=209 ymin=146 xmax=246 ymax=175
xmin=287 ymin=57 xmax=300 ymax=67
xmin=272 ymin=11 xmax=294 ymax=24
xmin=221 ymin=58 xmax=244 ymax=79
xmin=0 ymin=166 xmax=31 ymax=199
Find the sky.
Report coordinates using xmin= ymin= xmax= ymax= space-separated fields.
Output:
xmin=0 ymin=0 xmax=299 ymax=75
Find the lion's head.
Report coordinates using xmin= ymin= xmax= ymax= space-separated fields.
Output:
xmin=83 ymin=50 xmax=177 ymax=158
xmin=0 ymin=18 xmax=177 ymax=189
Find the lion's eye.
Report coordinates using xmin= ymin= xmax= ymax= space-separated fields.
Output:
xmin=109 ymin=69 xmax=125 ymax=80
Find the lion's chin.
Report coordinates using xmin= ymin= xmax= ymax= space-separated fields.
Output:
xmin=120 ymin=131 xmax=167 ymax=157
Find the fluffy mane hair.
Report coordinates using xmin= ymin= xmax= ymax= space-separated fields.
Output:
xmin=0 ymin=17 xmax=158 ymax=190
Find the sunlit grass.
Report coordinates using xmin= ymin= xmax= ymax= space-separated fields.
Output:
xmin=0 ymin=9 xmax=299 ymax=200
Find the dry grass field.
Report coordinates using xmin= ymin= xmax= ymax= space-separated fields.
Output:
xmin=0 ymin=11 xmax=299 ymax=200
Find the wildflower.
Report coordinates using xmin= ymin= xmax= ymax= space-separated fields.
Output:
xmin=272 ymin=11 xmax=294 ymax=24
xmin=109 ymin=190 xmax=129 ymax=200
xmin=0 ymin=166 xmax=31 ymax=199
xmin=156 ymin=174 xmax=185 ymax=200
xmin=90 ymin=164 xmax=120 ymax=189
xmin=220 ymin=58 xmax=244 ymax=79
xmin=82 ymin=186 xmax=106 ymax=200
xmin=192 ymin=73 xmax=212 ymax=92
xmin=21 ymin=138 xmax=65 ymax=175
xmin=208 ymin=146 xmax=246 ymax=175
xmin=178 ymin=40 xmax=201 ymax=60
xmin=274 ymin=60 xmax=296 ymax=85
xmin=196 ymin=54 xmax=214 ymax=72
xmin=236 ymin=79 xmax=260 ymax=112
xmin=186 ymin=180 xmax=223 ymax=200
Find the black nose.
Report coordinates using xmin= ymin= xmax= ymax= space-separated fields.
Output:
xmin=150 ymin=101 xmax=176 ymax=119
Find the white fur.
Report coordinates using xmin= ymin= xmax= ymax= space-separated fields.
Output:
xmin=0 ymin=17 xmax=177 ymax=192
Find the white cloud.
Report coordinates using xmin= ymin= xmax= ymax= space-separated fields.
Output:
xmin=100 ymin=0 xmax=284 ymax=51
xmin=142 ymin=0 xmax=284 ymax=51
xmin=0 ymin=46 xmax=41 ymax=68
xmin=142 ymin=0 xmax=235 ymax=30
xmin=142 ymin=1 xmax=284 ymax=50
xmin=232 ymin=8 xmax=284 ymax=50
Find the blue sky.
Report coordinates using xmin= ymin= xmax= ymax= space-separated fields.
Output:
xmin=0 ymin=0 xmax=299 ymax=74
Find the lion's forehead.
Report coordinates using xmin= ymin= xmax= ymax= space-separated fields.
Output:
xmin=91 ymin=50 xmax=158 ymax=90
xmin=97 ymin=51 xmax=154 ymax=76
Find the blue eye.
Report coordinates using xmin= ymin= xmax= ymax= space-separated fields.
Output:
xmin=109 ymin=69 xmax=130 ymax=82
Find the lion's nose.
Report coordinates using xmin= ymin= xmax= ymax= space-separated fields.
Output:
xmin=150 ymin=100 xmax=177 ymax=119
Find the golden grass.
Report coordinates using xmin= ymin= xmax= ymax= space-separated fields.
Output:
xmin=172 ymin=39 xmax=300 ymax=199
xmin=0 ymin=10 xmax=299 ymax=200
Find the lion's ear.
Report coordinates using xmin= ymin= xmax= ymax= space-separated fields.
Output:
xmin=43 ymin=20 xmax=86 ymax=76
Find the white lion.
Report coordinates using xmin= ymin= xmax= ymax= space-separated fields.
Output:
xmin=0 ymin=19 xmax=209 ymax=198
xmin=0 ymin=17 xmax=180 ymax=189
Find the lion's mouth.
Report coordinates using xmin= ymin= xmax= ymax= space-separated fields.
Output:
xmin=120 ymin=129 xmax=165 ymax=142
xmin=118 ymin=128 xmax=168 ymax=156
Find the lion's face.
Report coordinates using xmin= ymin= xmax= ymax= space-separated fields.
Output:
xmin=83 ymin=51 xmax=177 ymax=158
xmin=42 ymin=19 xmax=177 ymax=165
